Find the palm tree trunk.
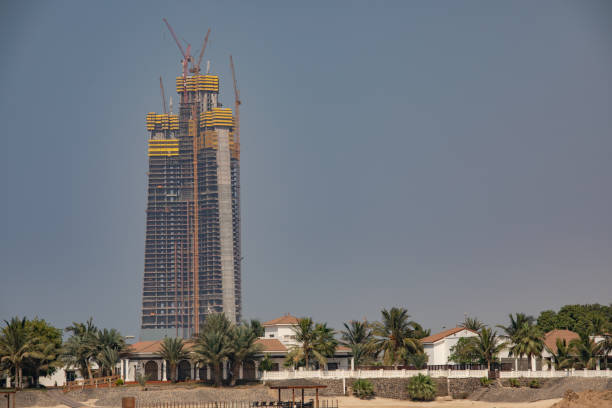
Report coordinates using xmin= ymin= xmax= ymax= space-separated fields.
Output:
xmin=230 ymin=361 xmax=239 ymax=386
xmin=213 ymin=363 xmax=221 ymax=387
xmin=87 ymin=362 xmax=93 ymax=380
xmin=171 ymin=363 xmax=176 ymax=382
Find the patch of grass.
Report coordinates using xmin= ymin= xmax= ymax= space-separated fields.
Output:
xmin=480 ymin=376 xmax=493 ymax=387
xmin=509 ymin=378 xmax=521 ymax=388
xmin=529 ymin=379 xmax=541 ymax=389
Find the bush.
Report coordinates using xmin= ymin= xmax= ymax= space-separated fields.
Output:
xmin=480 ymin=377 xmax=492 ymax=387
xmin=509 ymin=378 xmax=520 ymax=388
xmin=407 ymin=374 xmax=436 ymax=401
xmin=352 ymin=379 xmax=374 ymax=399
xmin=115 ymin=378 xmax=124 ymax=386
xmin=529 ymin=379 xmax=540 ymax=389
xmin=408 ymin=353 xmax=429 ymax=369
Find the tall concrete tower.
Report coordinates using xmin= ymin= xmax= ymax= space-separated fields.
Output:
xmin=140 ymin=70 xmax=241 ymax=340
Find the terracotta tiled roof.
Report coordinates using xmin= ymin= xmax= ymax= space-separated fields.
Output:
xmin=336 ymin=346 xmax=351 ymax=353
xmin=126 ymin=340 xmax=195 ymax=355
xmin=255 ymin=338 xmax=287 ymax=352
xmin=420 ymin=327 xmax=477 ymax=344
xmin=263 ymin=315 xmax=299 ymax=327
xmin=544 ymin=330 xmax=580 ymax=353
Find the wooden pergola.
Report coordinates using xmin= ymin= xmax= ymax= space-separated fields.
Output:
xmin=268 ymin=379 xmax=327 ymax=408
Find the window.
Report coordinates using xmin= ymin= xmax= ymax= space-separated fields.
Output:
xmin=327 ymin=363 xmax=338 ymax=371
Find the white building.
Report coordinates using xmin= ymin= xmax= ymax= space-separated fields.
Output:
xmin=119 ymin=315 xmax=353 ymax=382
xmin=421 ymin=327 xmax=478 ymax=366
xmin=260 ymin=314 xmax=352 ymax=371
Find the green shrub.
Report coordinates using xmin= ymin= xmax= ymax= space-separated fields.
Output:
xmin=509 ymin=378 xmax=520 ymax=388
xmin=115 ymin=378 xmax=124 ymax=386
xmin=480 ymin=376 xmax=492 ymax=387
xmin=259 ymin=354 xmax=274 ymax=372
xmin=408 ymin=353 xmax=429 ymax=369
xmin=529 ymin=379 xmax=540 ymax=389
xmin=406 ymin=374 xmax=436 ymax=401
xmin=352 ymin=379 xmax=374 ymax=399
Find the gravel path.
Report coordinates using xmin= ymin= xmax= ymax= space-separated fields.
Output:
xmin=470 ymin=378 xmax=612 ymax=402
xmin=66 ymin=385 xmax=276 ymax=407
xmin=15 ymin=390 xmax=68 ymax=407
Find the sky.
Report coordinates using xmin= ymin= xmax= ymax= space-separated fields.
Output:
xmin=0 ymin=1 xmax=611 ymax=339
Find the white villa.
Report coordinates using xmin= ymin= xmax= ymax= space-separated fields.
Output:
xmin=421 ymin=327 xmax=478 ymax=366
xmin=117 ymin=314 xmax=352 ymax=383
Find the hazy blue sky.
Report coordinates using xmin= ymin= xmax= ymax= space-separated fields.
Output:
xmin=1 ymin=1 xmax=611 ymax=338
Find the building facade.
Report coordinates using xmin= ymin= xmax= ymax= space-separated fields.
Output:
xmin=140 ymin=70 xmax=241 ymax=340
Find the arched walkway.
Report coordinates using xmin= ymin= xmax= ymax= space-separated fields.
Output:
xmin=178 ymin=360 xmax=191 ymax=381
xmin=144 ymin=360 xmax=158 ymax=381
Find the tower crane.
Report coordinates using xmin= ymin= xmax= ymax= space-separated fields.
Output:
xmin=229 ymin=55 xmax=241 ymax=143
xmin=159 ymin=76 xmax=168 ymax=114
xmin=191 ymin=28 xmax=211 ymax=74
xmin=163 ymin=18 xmax=192 ymax=79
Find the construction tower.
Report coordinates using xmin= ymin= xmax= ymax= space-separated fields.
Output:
xmin=140 ymin=24 xmax=241 ymax=340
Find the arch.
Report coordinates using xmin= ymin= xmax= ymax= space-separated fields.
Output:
xmin=144 ymin=360 xmax=159 ymax=381
xmin=178 ymin=360 xmax=191 ymax=381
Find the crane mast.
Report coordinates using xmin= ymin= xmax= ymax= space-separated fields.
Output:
xmin=159 ymin=76 xmax=168 ymax=114
xmin=229 ymin=55 xmax=241 ymax=143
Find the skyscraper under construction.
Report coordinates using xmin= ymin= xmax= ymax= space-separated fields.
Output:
xmin=140 ymin=22 xmax=242 ymax=340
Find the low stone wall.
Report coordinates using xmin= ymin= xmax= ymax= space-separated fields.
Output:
xmin=271 ymin=377 xmax=490 ymax=400
xmin=449 ymin=378 xmax=481 ymax=398
xmin=500 ymin=377 xmax=554 ymax=388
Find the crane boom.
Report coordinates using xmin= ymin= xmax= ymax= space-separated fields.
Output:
xmin=229 ymin=55 xmax=241 ymax=142
xmin=193 ymin=28 xmax=211 ymax=73
xmin=162 ymin=18 xmax=186 ymax=58
xmin=159 ymin=76 xmax=168 ymax=114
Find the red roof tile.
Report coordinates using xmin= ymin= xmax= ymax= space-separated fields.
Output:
xmin=263 ymin=315 xmax=299 ymax=327
xmin=420 ymin=327 xmax=477 ymax=344
xmin=544 ymin=330 xmax=580 ymax=353
xmin=255 ymin=338 xmax=287 ymax=352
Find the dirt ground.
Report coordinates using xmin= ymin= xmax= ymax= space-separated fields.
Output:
xmin=549 ymin=389 xmax=612 ymax=408
xmin=335 ymin=396 xmax=561 ymax=408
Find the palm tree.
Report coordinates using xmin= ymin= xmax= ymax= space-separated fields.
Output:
xmin=227 ymin=325 xmax=262 ymax=386
xmin=459 ymin=316 xmax=485 ymax=332
xmin=599 ymin=333 xmax=612 ymax=370
xmin=497 ymin=313 xmax=535 ymax=339
xmin=156 ymin=337 xmax=189 ymax=383
xmin=570 ymin=333 xmax=602 ymax=370
xmin=509 ymin=324 xmax=544 ymax=371
xmin=63 ymin=318 xmax=98 ymax=379
xmin=0 ymin=317 xmax=34 ymax=389
xmin=473 ymin=327 xmax=506 ymax=371
xmin=412 ymin=323 xmax=431 ymax=340
xmin=372 ymin=307 xmax=422 ymax=366
xmin=247 ymin=319 xmax=265 ymax=338
xmin=340 ymin=321 xmax=375 ymax=367
xmin=192 ymin=313 xmax=233 ymax=387
xmin=25 ymin=318 xmax=63 ymax=386
xmin=546 ymin=338 xmax=574 ymax=370
xmin=498 ymin=313 xmax=536 ymax=370
xmin=95 ymin=328 xmax=126 ymax=376
xmin=285 ymin=318 xmax=337 ymax=369
xmin=97 ymin=347 xmax=120 ymax=377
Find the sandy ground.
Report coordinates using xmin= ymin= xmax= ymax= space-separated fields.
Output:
xmin=333 ymin=396 xmax=562 ymax=408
